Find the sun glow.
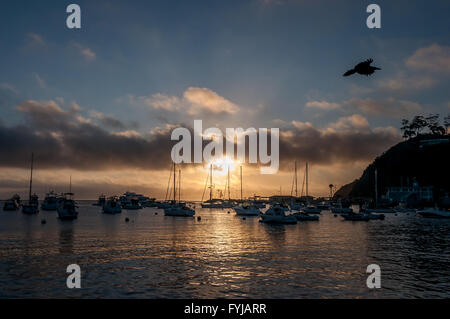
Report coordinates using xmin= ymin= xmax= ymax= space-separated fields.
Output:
xmin=206 ymin=157 xmax=240 ymax=176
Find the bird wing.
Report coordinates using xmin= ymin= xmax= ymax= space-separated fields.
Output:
xmin=343 ymin=69 xmax=356 ymax=76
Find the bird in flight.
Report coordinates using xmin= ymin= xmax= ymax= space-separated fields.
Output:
xmin=343 ymin=58 xmax=381 ymax=77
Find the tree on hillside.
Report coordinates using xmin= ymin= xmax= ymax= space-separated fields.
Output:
xmin=445 ymin=115 xmax=450 ymax=134
xmin=400 ymin=114 xmax=447 ymax=139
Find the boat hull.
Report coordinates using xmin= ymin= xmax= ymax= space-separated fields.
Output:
xmin=164 ymin=207 xmax=195 ymax=217
xmin=260 ymin=214 xmax=297 ymax=224
xmin=233 ymin=206 xmax=260 ymax=216
xmin=22 ymin=205 xmax=39 ymax=215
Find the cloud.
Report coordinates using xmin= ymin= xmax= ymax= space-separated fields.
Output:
xmin=88 ymin=110 xmax=127 ymax=129
xmin=183 ymin=87 xmax=240 ymax=115
xmin=305 ymin=100 xmax=340 ymax=110
xmin=0 ymin=83 xmax=18 ymax=94
xmin=72 ymin=42 xmax=96 ymax=61
xmin=405 ymin=44 xmax=450 ymax=74
xmin=278 ymin=119 xmax=401 ymax=167
xmin=344 ymin=97 xmax=421 ymax=118
xmin=135 ymin=87 xmax=240 ymax=117
xmin=379 ymin=73 xmax=435 ymax=92
xmin=0 ymin=100 xmax=175 ymax=170
xmin=26 ymin=33 xmax=45 ymax=47
xmin=329 ymin=114 xmax=369 ymax=131
xmin=0 ymin=99 xmax=401 ymax=172
xmin=33 ymin=73 xmax=46 ymax=88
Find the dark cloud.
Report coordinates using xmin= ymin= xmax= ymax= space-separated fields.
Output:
xmin=0 ymin=100 xmax=176 ymax=170
xmin=0 ymin=100 xmax=401 ymax=172
xmin=278 ymin=122 xmax=401 ymax=167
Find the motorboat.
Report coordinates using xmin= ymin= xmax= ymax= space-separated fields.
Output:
xmin=331 ymin=206 xmax=354 ymax=215
xmin=3 ymin=195 xmax=20 ymax=211
xmin=164 ymin=202 xmax=195 ymax=217
xmin=260 ymin=205 xmax=297 ymax=224
xmin=57 ymin=193 xmax=78 ymax=220
xmin=41 ymin=191 xmax=59 ymax=211
xmin=121 ymin=197 xmax=142 ymax=210
xmin=418 ymin=207 xmax=450 ymax=219
xmin=92 ymin=194 xmax=106 ymax=206
xmin=233 ymin=202 xmax=261 ymax=216
xmin=102 ymin=197 xmax=122 ymax=214
xmin=342 ymin=213 xmax=370 ymax=221
xmin=301 ymin=205 xmax=322 ymax=214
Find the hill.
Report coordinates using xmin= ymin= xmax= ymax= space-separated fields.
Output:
xmin=334 ymin=134 xmax=450 ymax=203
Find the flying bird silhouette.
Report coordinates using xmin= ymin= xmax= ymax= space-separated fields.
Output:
xmin=343 ymin=59 xmax=381 ymax=77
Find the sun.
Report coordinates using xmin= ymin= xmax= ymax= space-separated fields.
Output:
xmin=207 ymin=157 xmax=239 ymax=176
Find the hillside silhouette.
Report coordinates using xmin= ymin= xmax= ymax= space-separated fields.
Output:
xmin=334 ymin=134 xmax=450 ymax=205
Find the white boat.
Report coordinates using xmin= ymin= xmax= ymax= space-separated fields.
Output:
xmin=260 ymin=205 xmax=297 ymax=224
xmin=102 ymin=197 xmax=122 ymax=214
xmin=418 ymin=207 xmax=450 ymax=219
xmin=233 ymin=202 xmax=261 ymax=216
xmin=22 ymin=153 xmax=39 ymax=215
xmin=57 ymin=192 xmax=78 ymax=220
xmin=164 ymin=163 xmax=195 ymax=217
xmin=164 ymin=202 xmax=195 ymax=217
xmin=41 ymin=190 xmax=59 ymax=211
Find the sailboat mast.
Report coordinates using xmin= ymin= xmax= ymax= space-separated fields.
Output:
xmin=240 ymin=166 xmax=243 ymax=201
xmin=69 ymin=175 xmax=72 ymax=193
xmin=209 ymin=164 xmax=213 ymax=201
xmin=295 ymin=160 xmax=298 ymax=197
xmin=173 ymin=163 xmax=176 ymax=202
xmin=306 ymin=162 xmax=309 ymax=198
xmin=227 ymin=165 xmax=230 ymax=201
xmin=178 ymin=168 xmax=181 ymax=202
xmin=29 ymin=152 xmax=34 ymax=200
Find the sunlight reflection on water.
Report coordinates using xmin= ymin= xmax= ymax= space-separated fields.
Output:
xmin=0 ymin=202 xmax=449 ymax=298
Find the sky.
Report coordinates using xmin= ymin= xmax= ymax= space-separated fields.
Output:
xmin=0 ymin=0 xmax=449 ymax=199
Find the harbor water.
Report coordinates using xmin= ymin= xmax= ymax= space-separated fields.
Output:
xmin=0 ymin=202 xmax=449 ymax=298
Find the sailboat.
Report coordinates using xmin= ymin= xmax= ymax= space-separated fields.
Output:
xmin=57 ymin=176 xmax=78 ymax=220
xmin=201 ymin=164 xmax=234 ymax=208
xmin=22 ymin=153 xmax=39 ymax=215
xmin=295 ymin=162 xmax=321 ymax=214
xmin=363 ymin=169 xmax=394 ymax=214
xmin=164 ymin=163 xmax=195 ymax=217
xmin=289 ymin=161 xmax=319 ymax=221
xmin=233 ymin=166 xmax=261 ymax=216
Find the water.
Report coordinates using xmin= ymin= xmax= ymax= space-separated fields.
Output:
xmin=0 ymin=202 xmax=449 ymax=298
